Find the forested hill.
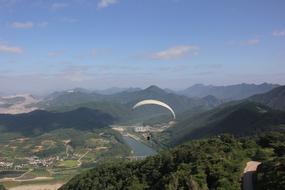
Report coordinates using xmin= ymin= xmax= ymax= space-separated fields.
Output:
xmin=108 ymin=85 xmax=221 ymax=112
xmin=166 ymin=102 xmax=285 ymax=146
xmin=248 ymin=85 xmax=285 ymax=111
xmin=59 ymin=132 xmax=285 ymax=190
xmin=254 ymin=132 xmax=285 ymax=190
xmin=39 ymin=85 xmax=222 ymax=123
xmin=0 ymin=108 xmax=115 ymax=135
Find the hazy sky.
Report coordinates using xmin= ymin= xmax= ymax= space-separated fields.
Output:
xmin=0 ymin=0 xmax=285 ymax=94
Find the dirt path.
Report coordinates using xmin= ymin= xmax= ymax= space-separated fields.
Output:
xmin=14 ymin=169 xmax=33 ymax=180
xmin=0 ymin=169 xmax=33 ymax=182
xmin=77 ymin=150 xmax=90 ymax=167
xmin=0 ymin=176 xmax=53 ymax=183
xmin=9 ymin=183 xmax=64 ymax=190
xmin=243 ymin=161 xmax=261 ymax=190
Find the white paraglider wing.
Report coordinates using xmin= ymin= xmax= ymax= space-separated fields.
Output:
xmin=132 ymin=99 xmax=176 ymax=120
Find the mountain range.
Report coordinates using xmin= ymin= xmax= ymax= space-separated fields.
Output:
xmin=165 ymin=86 xmax=285 ymax=145
xmin=38 ymin=85 xmax=223 ymax=123
xmin=248 ymin=85 xmax=285 ymax=111
xmin=179 ymin=83 xmax=279 ymax=100
xmin=1 ymin=84 xmax=284 ymax=138
xmin=1 ymin=83 xmax=285 ymax=190
xmin=94 ymin=87 xmax=141 ymax=95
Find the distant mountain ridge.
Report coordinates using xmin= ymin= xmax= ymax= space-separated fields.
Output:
xmin=107 ymin=85 xmax=221 ymax=110
xmin=248 ymin=85 xmax=285 ymax=111
xmin=95 ymin=87 xmax=141 ymax=95
xmin=39 ymin=85 xmax=223 ymax=123
xmin=179 ymin=83 xmax=279 ymax=100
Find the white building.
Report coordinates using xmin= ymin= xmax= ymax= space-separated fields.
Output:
xmin=134 ymin=126 xmax=150 ymax=133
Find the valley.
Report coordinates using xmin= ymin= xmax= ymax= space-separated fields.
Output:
xmin=0 ymin=127 xmax=132 ymax=189
xmin=1 ymin=1 xmax=284 ymax=189
xmin=0 ymin=121 xmax=164 ymax=189
xmin=0 ymin=84 xmax=285 ymax=190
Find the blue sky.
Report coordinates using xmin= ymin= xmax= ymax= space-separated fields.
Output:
xmin=0 ymin=0 xmax=285 ymax=94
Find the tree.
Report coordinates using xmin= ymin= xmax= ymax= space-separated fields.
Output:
xmin=0 ymin=185 xmax=6 ymax=190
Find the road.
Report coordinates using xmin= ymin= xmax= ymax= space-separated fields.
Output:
xmin=0 ymin=169 xmax=52 ymax=182
xmin=9 ymin=183 xmax=64 ymax=190
xmin=243 ymin=161 xmax=261 ymax=190
xmin=77 ymin=150 xmax=90 ymax=167
xmin=15 ymin=169 xmax=33 ymax=179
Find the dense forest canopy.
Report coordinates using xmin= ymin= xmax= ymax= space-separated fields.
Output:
xmin=60 ymin=132 xmax=285 ymax=190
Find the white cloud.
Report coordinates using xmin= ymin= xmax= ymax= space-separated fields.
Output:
xmin=272 ymin=30 xmax=285 ymax=37
xmin=241 ymin=38 xmax=260 ymax=46
xmin=10 ymin=21 xmax=48 ymax=29
xmin=97 ymin=0 xmax=118 ymax=9
xmin=51 ymin=2 xmax=68 ymax=10
xmin=228 ymin=37 xmax=260 ymax=46
xmin=0 ymin=43 xmax=23 ymax=54
xmin=48 ymin=50 xmax=65 ymax=57
xmin=10 ymin=21 xmax=34 ymax=29
xmin=150 ymin=45 xmax=199 ymax=60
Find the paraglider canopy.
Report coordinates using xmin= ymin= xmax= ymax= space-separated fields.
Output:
xmin=132 ymin=99 xmax=176 ymax=120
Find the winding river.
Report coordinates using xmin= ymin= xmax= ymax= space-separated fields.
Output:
xmin=123 ymin=136 xmax=156 ymax=157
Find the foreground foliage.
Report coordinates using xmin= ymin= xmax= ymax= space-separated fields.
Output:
xmin=255 ymin=157 xmax=285 ymax=190
xmin=254 ymin=132 xmax=285 ymax=190
xmin=60 ymin=132 xmax=285 ymax=190
xmin=60 ymin=135 xmax=258 ymax=190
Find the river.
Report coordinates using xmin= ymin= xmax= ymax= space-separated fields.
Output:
xmin=123 ymin=136 xmax=156 ymax=157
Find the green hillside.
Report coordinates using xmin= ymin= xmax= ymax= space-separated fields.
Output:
xmin=255 ymin=157 xmax=285 ymax=190
xmin=111 ymin=85 xmax=220 ymax=112
xmin=0 ymin=108 xmax=115 ymax=135
xmin=249 ymin=85 xmax=285 ymax=111
xmin=45 ymin=101 xmax=132 ymax=122
xmin=254 ymin=132 xmax=285 ymax=190
xmin=59 ymin=132 xmax=285 ymax=190
xmin=165 ymin=102 xmax=285 ymax=146
xmin=39 ymin=86 xmax=222 ymax=123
